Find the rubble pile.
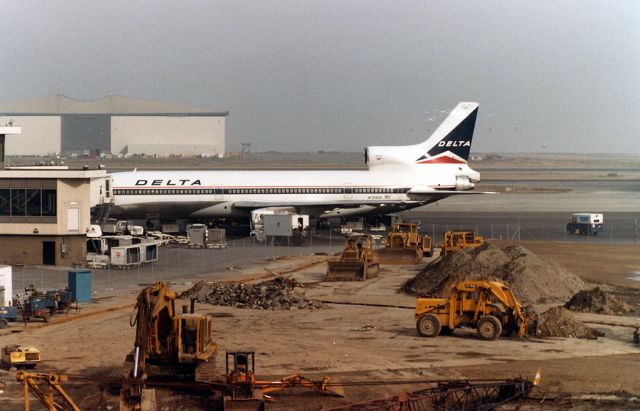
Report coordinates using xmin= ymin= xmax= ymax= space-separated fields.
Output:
xmin=405 ymin=242 xmax=585 ymax=304
xmin=565 ymin=287 xmax=634 ymax=315
xmin=534 ymin=306 xmax=604 ymax=339
xmin=180 ymin=278 xmax=324 ymax=310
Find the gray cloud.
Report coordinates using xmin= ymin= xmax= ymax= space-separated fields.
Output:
xmin=1 ymin=0 xmax=638 ymax=153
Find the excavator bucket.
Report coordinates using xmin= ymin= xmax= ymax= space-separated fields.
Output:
xmin=223 ymin=396 xmax=266 ymax=411
xmin=374 ymin=248 xmax=423 ymax=265
xmin=326 ymin=260 xmax=367 ymax=281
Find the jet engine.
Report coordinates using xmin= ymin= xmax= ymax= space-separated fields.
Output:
xmin=455 ymin=175 xmax=475 ymax=191
xmin=364 ymin=145 xmax=420 ymax=169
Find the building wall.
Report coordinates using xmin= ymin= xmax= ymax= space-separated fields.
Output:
xmin=61 ymin=114 xmax=111 ymax=154
xmin=0 ymin=178 xmax=91 ymax=236
xmin=57 ymin=178 xmax=92 ymax=235
xmin=111 ymin=116 xmax=225 ymax=155
xmin=0 ymin=116 xmax=61 ymax=156
xmin=0 ymin=235 xmax=86 ymax=266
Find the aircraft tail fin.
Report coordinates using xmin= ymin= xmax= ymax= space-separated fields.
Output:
xmin=415 ymin=102 xmax=479 ymax=164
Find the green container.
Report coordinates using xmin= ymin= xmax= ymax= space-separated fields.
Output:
xmin=68 ymin=270 xmax=92 ymax=303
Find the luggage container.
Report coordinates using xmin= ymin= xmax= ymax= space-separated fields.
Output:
xmin=207 ymin=228 xmax=227 ymax=248
xmin=110 ymin=245 xmax=141 ymax=267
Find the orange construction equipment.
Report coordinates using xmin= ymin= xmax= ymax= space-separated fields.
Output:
xmin=16 ymin=371 xmax=80 ymax=411
xmin=121 ymin=282 xmax=217 ymax=408
xmin=375 ymin=223 xmax=433 ymax=264
xmin=415 ymin=280 xmax=529 ymax=340
xmin=326 ymin=234 xmax=380 ymax=281
xmin=223 ymin=351 xmax=344 ymax=410
xmin=438 ymin=230 xmax=484 ymax=257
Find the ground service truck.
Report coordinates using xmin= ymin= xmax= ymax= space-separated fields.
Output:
xmin=566 ymin=213 xmax=603 ymax=236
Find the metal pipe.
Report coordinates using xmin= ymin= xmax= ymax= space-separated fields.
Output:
xmin=133 ymin=346 xmax=140 ymax=378
xmin=190 ymin=298 xmax=195 ymax=314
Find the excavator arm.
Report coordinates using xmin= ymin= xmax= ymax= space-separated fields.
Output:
xmin=16 ymin=371 xmax=80 ymax=411
xmin=257 ymin=374 xmax=345 ymax=398
xmin=483 ymin=285 xmax=528 ymax=337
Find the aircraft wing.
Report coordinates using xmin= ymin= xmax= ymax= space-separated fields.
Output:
xmin=406 ymin=188 xmax=496 ymax=202
xmin=231 ymin=200 xmax=384 ymax=210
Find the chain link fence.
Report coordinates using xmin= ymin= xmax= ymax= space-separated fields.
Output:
xmin=11 ymin=216 xmax=639 ymax=296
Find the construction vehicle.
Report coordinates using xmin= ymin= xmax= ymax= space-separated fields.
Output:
xmin=326 ymin=234 xmax=380 ymax=281
xmin=223 ymin=351 xmax=344 ymax=410
xmin=566 ymin=213 xmax=604 ymax=236
xmin=438 ymin=230 xmax=484 ymax=256
xmin=2 ymin=345 xmax=41 ymax=369
xmin=0 ymin=305 xmax=17 ymax=328
xmin=14 ymin=291 xmax=57 ymax=322
xmin=415 ymin=280 xmax=528 ymax=340
xmin=375 ymin=223 xmax=432 ymax=264
xmin=122 ymin=282 xmax=216 ymax=406
xmin=16 ymin=371 xmax=80 ymax=411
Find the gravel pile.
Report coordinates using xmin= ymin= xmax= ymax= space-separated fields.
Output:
xmin=534 ymin=306 xmax=604 ymax=339
xmin=405 ymin=242 xmax=585 ymax=305
xmin=180 ymin=278 xmax=324 ymax=310
xmin=565 ymin=287 xmax=634 ymax=315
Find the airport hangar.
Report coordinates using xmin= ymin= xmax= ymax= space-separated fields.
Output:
xmin=0 ymin=95 xmax=228 ymax=157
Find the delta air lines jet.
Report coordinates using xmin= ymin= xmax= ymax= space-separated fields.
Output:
xmin=109 ymin=102 xmax=485 ymax=220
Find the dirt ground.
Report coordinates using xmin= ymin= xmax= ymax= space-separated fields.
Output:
xmin=1 ymin=241 xmax=639 ymax=410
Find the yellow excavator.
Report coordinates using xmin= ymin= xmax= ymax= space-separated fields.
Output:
xmin=415 ymin=280 xmax=528 ymax=340
xmin=122 ymin=282 xmax=217 ymax=407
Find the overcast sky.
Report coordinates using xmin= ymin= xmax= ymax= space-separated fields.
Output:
xmin=1 ymin=1 xmax=639 ymax=153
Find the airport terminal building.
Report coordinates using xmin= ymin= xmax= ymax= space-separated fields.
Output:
xmin=0 ymin=95 xmax=228 ymax=157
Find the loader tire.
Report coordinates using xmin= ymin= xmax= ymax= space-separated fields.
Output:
xmin=417 ymin=314 xmax=441 ymax=337
xmin=0 ymin=319 xmax=7 ymax=329
xmin=477 ymin=316 xmax=502 ymax=340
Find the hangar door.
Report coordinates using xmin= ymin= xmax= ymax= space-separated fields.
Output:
xmin=61 ymin=115 xmax=111 ymax=154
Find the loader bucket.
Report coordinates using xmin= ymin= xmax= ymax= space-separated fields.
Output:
xmin=326 ymin=260 xmax=367 ymax=281
xmin=374 ymin=248 xmax=423 ymax=265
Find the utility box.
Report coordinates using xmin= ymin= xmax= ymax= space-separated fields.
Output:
xmin=68 ymin=270 xmax=92 ymax=303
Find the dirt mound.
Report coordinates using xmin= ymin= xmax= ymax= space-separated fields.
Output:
xmin=180 ymin=278 xmax=324 ymax=310
xmin=405 ymin=242 xmax=585 ymax=304
xmin=534 ymin=306 xmax=604 ymax=339
xmin=565 ymin=287 xmax=634 ymax=315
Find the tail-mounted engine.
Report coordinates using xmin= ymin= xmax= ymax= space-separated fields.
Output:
xmin=455 ymin=175 xmax=475 ymax=191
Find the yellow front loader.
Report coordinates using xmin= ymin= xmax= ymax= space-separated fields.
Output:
xmin=415 ymin=280 xmax=528 ymax=340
